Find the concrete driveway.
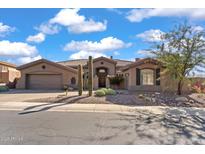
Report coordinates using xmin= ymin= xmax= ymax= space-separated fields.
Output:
xmin=0 ymin=89 xmax=68 ymax=102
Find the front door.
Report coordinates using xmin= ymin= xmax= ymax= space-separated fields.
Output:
xmin=98 ymin=76 xmax=106 ymax=88
xmin=96 ymin=67 xmax=108 ymax=88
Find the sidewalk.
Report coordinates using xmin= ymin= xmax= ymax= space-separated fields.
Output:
xmin=0 ymin=101 xmax=167 ymax=114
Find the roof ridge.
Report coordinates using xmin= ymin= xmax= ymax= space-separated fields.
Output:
xmin=114 ymin=59 xmax=134 ymax=62
xmin=0 ymin=61 xmax=16 ymax=68
xmin=57 ymin=59 xmax=88 ymax=63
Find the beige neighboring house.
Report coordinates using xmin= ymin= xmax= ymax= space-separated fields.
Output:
xmin=0 ymin=61 xmax=20 ymax=85
xmin=16 ymin=56 xmax=187 ymax=92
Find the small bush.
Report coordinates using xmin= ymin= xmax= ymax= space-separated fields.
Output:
xmin=95 ymin=88 xmax=116 ymax=97
xmin=191 ymin=81 xmax=205 ymax=94
xmin=0 ymin=86 xmax=9 ymax=92
xmin=95 ymin=89 xmax=106 ymax=97
xmin=106 ymin=88 xmax=116 ymax=95
xmin=109 ymin=76 xmax=124 ymax=85
xmin=100 ymin=88 xmax=108 ymax=94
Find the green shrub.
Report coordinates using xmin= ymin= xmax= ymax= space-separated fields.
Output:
xmin=95 ymin=88 xmax=116 ymax=97
xmin=95 ymin=89 xmax=106 ymax=97
xmin=109 ymin=76 xmax=124 ymax=85
xmin=0 ymin=86 xmax=9 ymax=92
xmin=100 ymin=88 xmax=108 ymax=94
xmin=106 ymin=88 xmax=116 ymax=95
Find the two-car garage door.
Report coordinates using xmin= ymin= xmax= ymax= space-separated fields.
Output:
xmin=27 ymin=74 xmax=62 ymax=89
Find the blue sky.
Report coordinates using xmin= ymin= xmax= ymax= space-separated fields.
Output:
xmin=1 ymin=8 xmax=205 ymax=65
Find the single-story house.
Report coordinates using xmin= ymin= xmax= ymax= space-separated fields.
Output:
xmin=0 ymin=61 xmax=20 ymax=86
xmin=16 ymin=56 xmax=189 ymax=92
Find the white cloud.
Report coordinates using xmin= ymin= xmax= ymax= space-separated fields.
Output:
xmin=26 ymin=33 xmax=46 ymax=43
xmin=0 ymin=40 xmax=38 ymax=57
xmin=136 ymin=29 xmax=164 ymax=42
xmin=113 ymin=51 xmax=120 ymax=56
xmin=107 ymin=8 xmax=123 ymax=15
xmin=192 ymin=26 xmax=204 ymax=32
xmin=136 ymin=50 xmax=154 ymax=57
xmin=35 ymin=23 xmax=60 ymax=35
xmin=126 ymin=8 xmax=205 ymax=22
xmin=64 ymin=37 xmax=131 ymax=59
xmin=50 ymin=8 xmax=85 ymax=26
xmin=50 ymin=8 xmax=107 ymax=34
xmin=64 ymin=37 xmax=131 ymax=52
xmin=0 ymin=22 xmax=15 ymax=37
xmin=17 ymin=55 xmax=42 ymax=64
xmin=70 ymin=50 xmax=106 ymax=59
xmin=0 ymin=40 xmax=41 ymax=64
xmin=68 ymin=19 xmax=107 ymax=34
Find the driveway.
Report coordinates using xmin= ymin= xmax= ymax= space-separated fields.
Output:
xmin=0 ymin=107 xmax=205 ymax=144
xmin=0 ymin=89 xmax=79 ymax=102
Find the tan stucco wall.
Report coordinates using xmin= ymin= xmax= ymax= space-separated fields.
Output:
xmin=124 ymin=63 xmax=192 ymax=93
xmin=124 ymin=63 xmax=160 ymax=91
xmin=16 ymin=62 xmax=77 ymax=89
xmin=8 ymin=67 xmax=21 ymax=83
xmin=93 ymin=60 xmax=116 ymax=76
xmin=0 ymin=66 xmax=20 ymax=83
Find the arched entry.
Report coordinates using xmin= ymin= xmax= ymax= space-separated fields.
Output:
xmin=96 ymin=67 xmax=108 ymax=88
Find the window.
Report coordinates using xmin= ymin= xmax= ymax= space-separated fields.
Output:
xmin=1 ymin=66 xmax=8 ymax=72
xmin=71 ymin=77 xmax=76 ymax=85
xmin=141 ymin=69 xmax=154 ymax=85
xmin=42 ymin=65 xmax=46 ymax=69
xmin=99 ymin=69 xmax=105 ymax=73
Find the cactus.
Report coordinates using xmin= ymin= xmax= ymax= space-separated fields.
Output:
xmin=88 ymin=56 xmax=93 ymax=96
xmin=78 ymin=64 xmax=83 ymax=96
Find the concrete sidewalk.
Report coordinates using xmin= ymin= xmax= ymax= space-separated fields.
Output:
xmin=0 ymin=101 xmax=167 ymax=114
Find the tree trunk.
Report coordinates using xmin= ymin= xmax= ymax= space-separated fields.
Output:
xmin=177 ymin=80 xmax=182 ymax=95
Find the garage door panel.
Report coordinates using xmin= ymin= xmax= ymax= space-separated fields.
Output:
xmin=28 ymin=74 xmax=62 ymax=89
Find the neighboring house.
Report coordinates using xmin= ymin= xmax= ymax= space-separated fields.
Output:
xmin=16 ymin=56 xmax=191 ymax=92
xmin=0 ymin=61 xmax=20 ymax=85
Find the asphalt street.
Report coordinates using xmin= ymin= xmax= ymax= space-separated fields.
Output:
xmin=0 ymin=108 xmax=205 ymax=144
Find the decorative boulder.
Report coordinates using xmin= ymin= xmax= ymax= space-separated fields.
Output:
xmin=175 ymin=97 xmax=188 ymax=102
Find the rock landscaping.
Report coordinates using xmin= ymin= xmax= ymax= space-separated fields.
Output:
xmin=24 ymin=90 xmax=205 ymax=108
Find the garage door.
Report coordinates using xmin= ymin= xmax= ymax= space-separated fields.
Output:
xmin=27 ymin=74 xmax=62 ymax=89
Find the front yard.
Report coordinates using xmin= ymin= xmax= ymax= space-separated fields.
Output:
xmin=23 ymin=90 xmax=205 ymax=108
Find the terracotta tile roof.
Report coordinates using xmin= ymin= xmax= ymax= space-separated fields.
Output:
xmin=57 ymin=58 xmax=134 ymax=67
xmin=17 ymin=59 xmax=77 ymax=73
xmin=57 ymin=59 xmax=88 ymax=67
xmin=114 ymin=59 xmax=134 ymax=67
xmin=0 ymin=61 xmax=16 ymax=68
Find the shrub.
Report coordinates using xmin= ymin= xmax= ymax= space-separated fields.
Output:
xmin=191 ymin=81 xmax=205 ymax=94
xmin=106 ymin=88 xmax=116 ymax=95
xmin=95 ymin=89 xmax=106 ymax=97
xmin=100 ymin=88 xmax=108 ymax=94
xmin=109 ymin=76 xmax=124 ymax=85
xmin=0 ymin=86 xmax=9 ymax=92
xmin=95 ymin=88 xmax=116 ymax=97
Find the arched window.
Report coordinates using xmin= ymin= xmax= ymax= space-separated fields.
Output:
xmin=71 ymin=77 xmax=76 ymax=85
xmin=141 ymin=69 xmax=154 ymax=85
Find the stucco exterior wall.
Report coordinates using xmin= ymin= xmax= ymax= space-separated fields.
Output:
xmin=124 ymin=63 xmax=161 ymax=91
xmin=16 ymin=62 xmax=77 ymax=89
xmin=0 ymin=66 xmax=20 ymax=83
xmin=93 ymin=60 xmax=116 ymax=76
xmin=124 ymin=64 xmax=191 ymax=93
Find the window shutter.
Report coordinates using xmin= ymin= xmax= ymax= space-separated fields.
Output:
xmin=136 ymin=68 xmax=140 ymax=85
xmin=156 ymin=68 xmax=160 ymax=85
